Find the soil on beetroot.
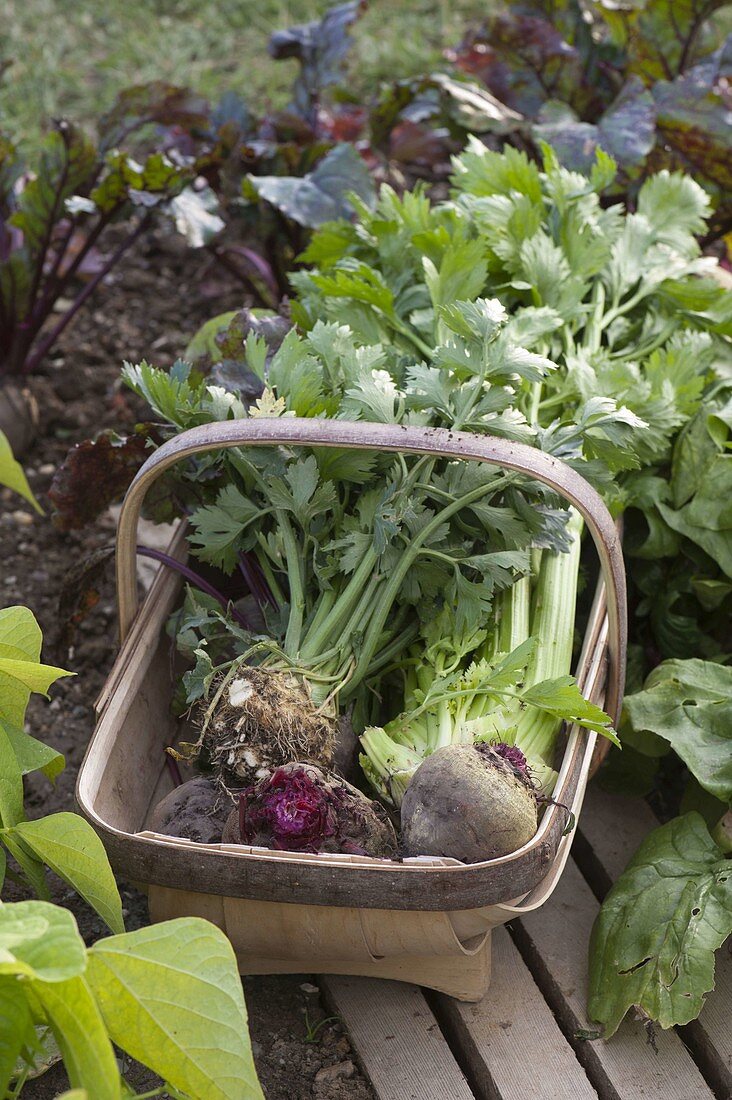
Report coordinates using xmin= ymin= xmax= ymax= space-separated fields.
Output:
xmin=0 ymin=223 xmax=375 ymax=1100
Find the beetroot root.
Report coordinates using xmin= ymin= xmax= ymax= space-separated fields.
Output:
xmin=401 ymin=744 xmax=538 ymax=862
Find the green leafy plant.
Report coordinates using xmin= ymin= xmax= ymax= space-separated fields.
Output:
xmin=0 ymin=606 xmax=263 ymax=1097
xmin=293 ymin=144 xmax=732 ymax=663
xmin=0 ymin=904 xmax=263 ymax=1099
xmin=589 ymin=656 xmax=732 ymax=1037
xmin=449 ymin=0 xmax=732 ymax=238
xmin=0 ymin=85 xmax=217 ymax=381
xmin=123 ymin=296 xmax=623 ymax=807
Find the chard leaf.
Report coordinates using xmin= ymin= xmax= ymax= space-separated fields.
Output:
xmin=522 ymin=676 xmax=619 ymax=742
xmin=99 ymin=81 xmax=209 ymax=152
xmin=168 ymin=186 xmax=224 ymax=248
xmin=49 ymin=428 xmax=153 ymax=531
xmin=601 ymin=0 xmax=728 ymax=83
xmin=248 ymin=143 xmax=374 ymax=229
xmin=623 ymin=658 xmax=732 ymax=804
xmin=589 ymin=813 xmax=732 ymax=1036
xmin=534 ymin=79 xmax=655 ymax=177
xmin=653 ymin=39 xmax=732 ymax=194
xmin=10 ymin=124 xmax=96 ymax=254
xmin=658 ymin=455 xmax=732 ymax=577
xmin=269 ymin=0 xmax=363 ymax=122
xmin=87 ymin=918 xmax=263 ymax=1100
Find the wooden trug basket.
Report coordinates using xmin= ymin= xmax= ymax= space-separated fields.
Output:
xmin=77 ymin=420 xmax=627 ymax=1002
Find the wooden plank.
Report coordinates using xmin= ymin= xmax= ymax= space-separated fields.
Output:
xmin=512 ymin=857 xmax=714 ymax=1100
xmin=577 ymin=788 xmax=732 ymax=1099
xmin=321 ymin=976 xmax=475 ymax=1100
xmin=432 ymin=927 xmax=598 ymax=1100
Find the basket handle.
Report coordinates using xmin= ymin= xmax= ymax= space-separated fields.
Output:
xmin=116 ymin=418 xmax=627 ymax=724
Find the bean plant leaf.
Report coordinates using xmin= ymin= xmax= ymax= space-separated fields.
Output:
xmin=248 ymin=143 xmax=374 ymax=229
xmin=0 ymin=980 xmax=33 ymax=1096
xmin=0 ymin=902 xmax=86 ymax=982
xmin=0 ymin=720 xmax=25 ymax=828
xmin=9 ymin=813 xmax=125 ymax=934
xmin=0 ymin=606 xmax=71 ymax=730
xmin=29 ymin=977 xmax=121 ymax=1100
xmin=623 ymin=659 xmax=732 ymax=804
xmin=0 ymin=430 xmax=42 ymax=513
xmin=0 ymin=720 xmax=63 ymax=784
xmin=589 ymin=813 xmax=732 ymax=1036
xmin=87 ymin=918 xmax=264 ymax=1100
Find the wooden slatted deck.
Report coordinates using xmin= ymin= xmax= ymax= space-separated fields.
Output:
xmin=320 ymin=789 xmax=731 ymax=1100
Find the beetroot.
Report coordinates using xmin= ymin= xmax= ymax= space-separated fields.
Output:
xmin=221 ymin=762 xmax=397 ymax=857
xmin=401 ymin=742 xmax=539 ymax=863
xmin=146 ymin=776 xmax=231 ymax=843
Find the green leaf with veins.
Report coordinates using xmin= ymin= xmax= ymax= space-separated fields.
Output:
xmin=9 ymin=813 xmax=125 ymax=935
xmin=623 ymin=658 xmax=732 ymax=804
xmin=589 ymin=813 xmax=732 ymax=1037
xmin=0 ymin=430 xmax=43 ymax=514
xmin=521 ymin=676 xmax=619 ymax=743
xmin=188 ymin=486 xmax=263 ymax=572
xmin=0 ymin=606 xmax=71 ymax=732
xmin=0 ymin=902 xmax=86 ymax=982
xmin=248 ymin=143 xmax=374 ymax=229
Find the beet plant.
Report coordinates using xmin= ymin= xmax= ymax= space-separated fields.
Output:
xmin=0 ymin=84 xmax=220 ymax=452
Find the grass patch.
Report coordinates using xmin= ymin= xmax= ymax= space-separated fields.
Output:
xmin=1 ymin=0 xmax=486 ymax=149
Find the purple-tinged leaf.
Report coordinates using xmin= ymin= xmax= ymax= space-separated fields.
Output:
xmin=49 ymin=427 xmax=157 ymax=531
xmin=535 ymin=78 xmax=656 ymax=177
xmin=599 ymin=0 xmax=729 ymax=83
xmin=653 ymin=36 xmax=732 ymax=193
xmin=248 ymin=143 xmax=374 ymax=228
xmin=269 ymin=0 xmax=365 ymax=125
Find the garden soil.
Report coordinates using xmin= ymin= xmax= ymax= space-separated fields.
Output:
xmin=0 ymin=224 xmax=374 ymax=1100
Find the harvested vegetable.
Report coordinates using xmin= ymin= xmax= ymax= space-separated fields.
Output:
xmin=197 ymin=667 xmax=336 ymax=788
xmin=147 ymin=776 xmax=231 ymax=844
xmin=222 ymin=762 xmax=397 ymax=857
xmin=401 ymin=743 xmax=538 ymax=862
xmin=126 ymin=311 xmax=618 ymax=811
